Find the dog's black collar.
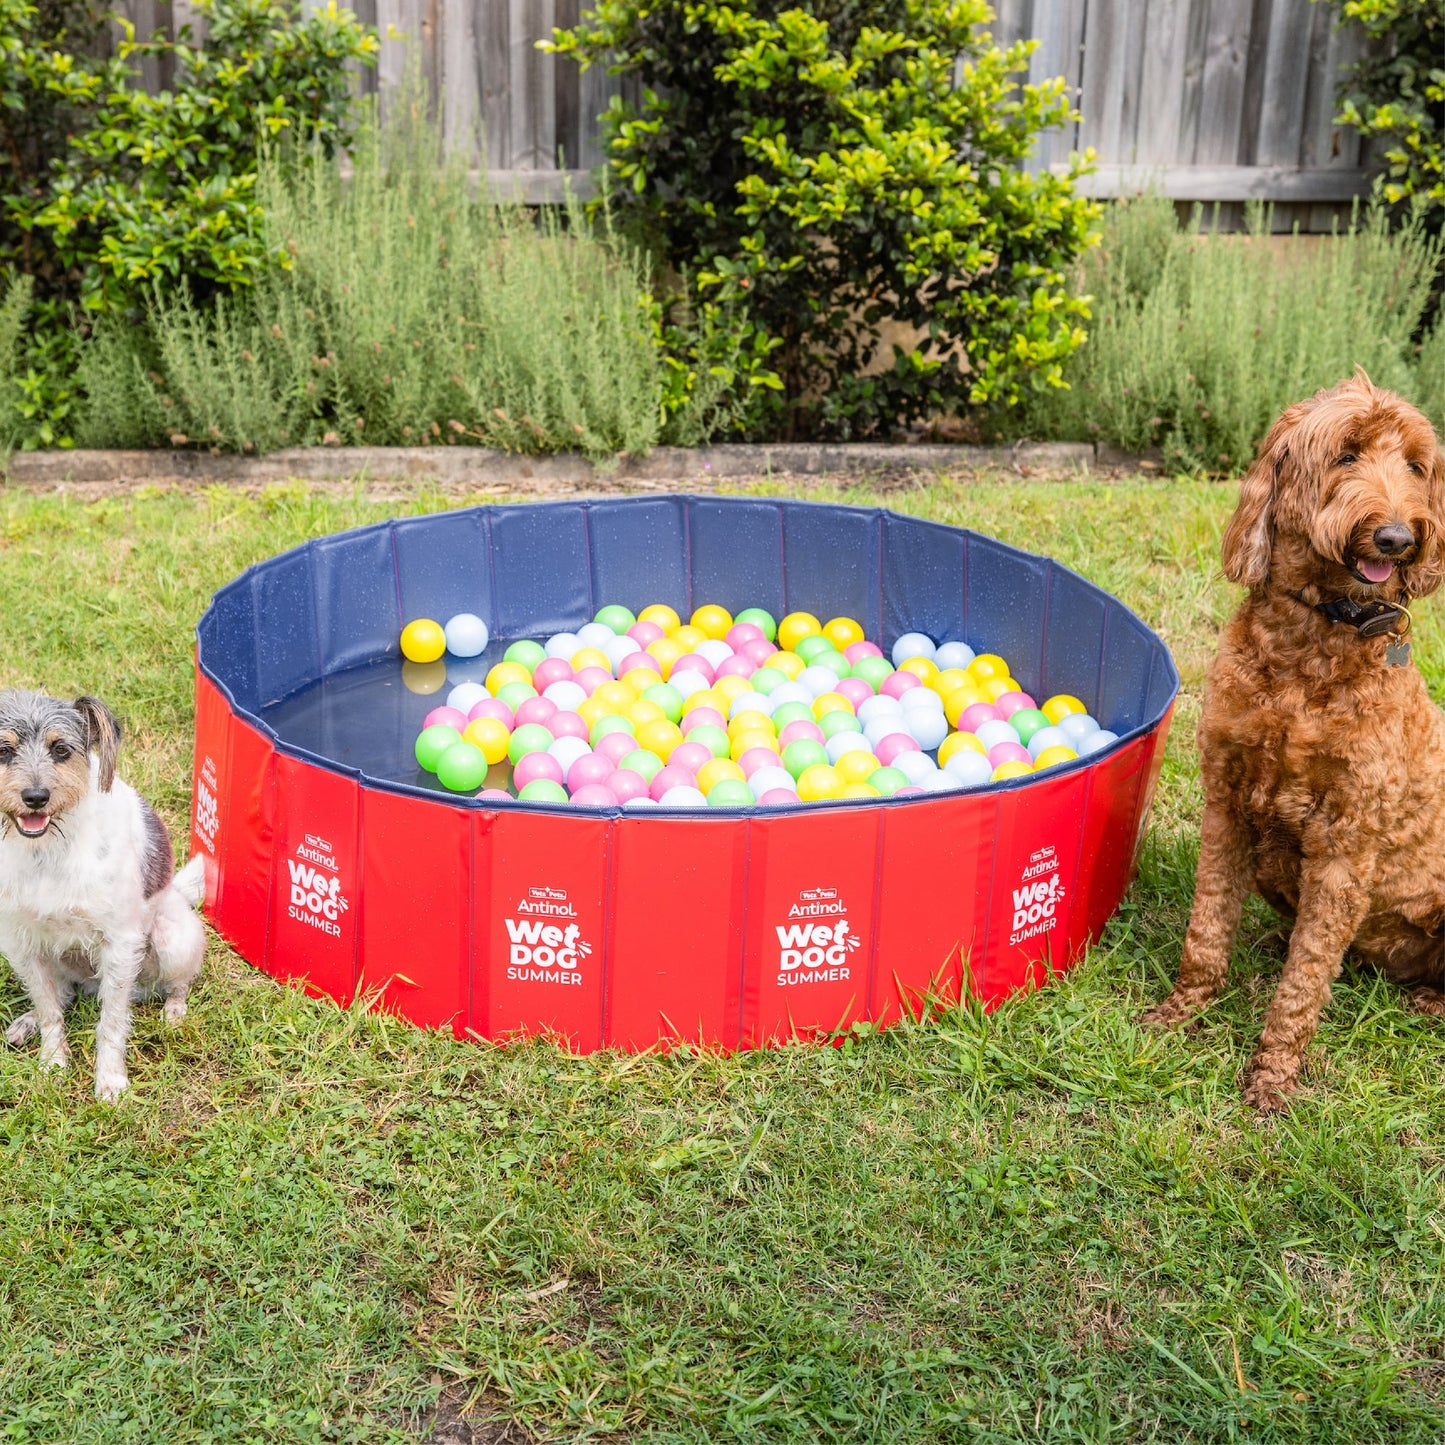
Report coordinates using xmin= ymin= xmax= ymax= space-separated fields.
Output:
xmin=1298 ymin=591 xmax=1411 ymax=639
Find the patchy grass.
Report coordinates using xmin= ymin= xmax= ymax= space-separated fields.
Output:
xmin=0 ymin=474 xmax=1441 ymax=1444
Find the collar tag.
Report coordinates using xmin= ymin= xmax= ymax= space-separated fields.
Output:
xmin=1386 ymin=639 xmax=1412 ymax=667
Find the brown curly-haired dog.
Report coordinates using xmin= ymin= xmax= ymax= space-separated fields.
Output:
xmin=1144 ymin=372 xmax=1445 ymax=1112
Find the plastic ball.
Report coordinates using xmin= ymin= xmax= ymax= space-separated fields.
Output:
xmin=715 ymin=654 xmax=756 ymax=682
xmin=573 ymin=666 xmax=613 ymax=697
xmin=770 ymin=701 xmax=814 ymax=733
xmin=796 ymin=764 xmax=843 ymax=802
xmin=636 ymin=718 xmax=685 ymax=761
xmin=775 ymin=611 xmax=819 ymax=652
xmin=857 ymin=694 xmax=903 ymax=725
xmin=740 ymin=638 xmax=778 ymax=668
xmin=938 ymin=731 xmax=987 ymax=767
xmin=890 ymin=750 xmax=938 ymax=785
xmin=1004 ymin=708 xmax=1050 ymax=746
xmin=862 ymin=715 xmax=904 ymax=749
xmin=748 ymin=765 xmax=797 ymax=798
xmin=933 ymin=641 xmax=976 ymax=671
xmin=570 ymin=648 xmax=614 ymax=678
xmin=1033 ymin=745 xmax=1079 ymax=770
xmin=713 ymin=675 xmax=750 ymax=705
xmin=867 ymin=765 xmax=908 ymax=796
xmin=666 ymin=668 xmax=710 ymax=701
xmin=779 ymin=720 xmax=825 ymax=750
xmin=798 ymin=665 xmax=841 ymax=698
xmin=603 ymin=637 xmax=640 ymax=672
xmin=570 ymin=783 xmax=620 ymax=808
xmin=825 ymin=731 xmax=872 ymax=764
xmin=547 ymin=736 xmax=592 ymax=775
xmin=400 ymin=618 xmax=447 ymax=664
xmin=620 ymin=748 xmax=664 ymax=783
xmin=508 ymin=723 xmax=555 ymax=764
xmin=526 ymin=659 xmax=572 ymax=694
xmin=734 ymin=607 xmax=777 ymax=641
xmin=591 ymin=680 xmax=636 ymax=714
xmin=423 ymin=705 xmax=468 ymax=733
xmin=606 ymin=769 xmax=651 ymax=804
xmin=514 ymin=696 xmax=558 ymax=729
xmin=1026 ymin=725 xmax=1072 ymax=760
xmin=890 ymin=631 xmax=936 ymax=666
xmin=904 ymin=710 xmax=949 ymax=751
xmin=476 ymin=788 xmax=512 ymax=803
xmin=835 ymin=782 xmax=878 ymax=800
xmin=690 ymin=604 xmax=733 ymax=640
xmin=979 ymin=676 xmax=1018 ymax=704
xmin=682 ymin=726 xmax=730 ymax=762
xmin=486 ymin=660 xmax=530 ymax=694
xmin=725 ymin=623 xmax=765 ymax=650
xmin=750 ymin=666 xmax=787 ymax=696
xmin=658 ymin=785 xmax=707 ymax=808
xmin=819 ymin=710 xmax=863 ymax=741
xmin=727 ymin=690 xmax=773 ymax=721
xmin=501 ymin=639 xmax=544 ymax=673
xmin=544 ymin=632 xmax=582 ymax=661
xmin=880 ymin=670 xmax=922 ymax=700
xmin=968 ymin=653 xmax=1009 ymax=682
xmin=697 ymin=757 xmax=745 ymax=793
xmin=836 ymin=677 xmax=874 ymax=709
xmin=512 ymin=751 xmax=565 ymax=791
xmin=589 ymin=714 xmax=635 ymax=749
xmin=901 ymin=685 xmax=944 ymax=713
xmin=463 ymin=716 xmax=512 ymax=765
xmin=835 ymin=749 xmax=883 ymax=785
xmin=973 ymin=718 xmax=1022 ymax=751
xmin=991 ymin=761 xmax=1032 ymax=783
xmin=468 ymin=697 xmax=515 ymax=729
xmin=542 ymin=681 xmax=587 ymax=714
xmin=434 ymin=741 xmax=489 ymax=792
xmin=1041 ymin=694 xmax=1087 ymax=724
xmin=738 ymin=746 xmax=782 ymax=777
xmin=495 ymin=681 xmax=538 ymax=714
xmin=782 ymin=738 xmax=829 ymax=778
xmin=442 ymin=613 xmax=489 ymax=658
xmin=899 ymin=657 xmax=940 ymax=686
xmin=1057 ymin=713 xmax=1101 ymax=746
xmin=415 ymin=723 xmax=463 ymax=771
xmin=812 ymin=691 xmax=854 ymax=719
xmin=627 ymin=699 xmax=666 ymax=730
xmin=641 ymin=682 xmax=684 ymax=723
xmin=637 ymin=603 xmax=681 ymax=634
xmin=576 ymin=697 xmax=610 ymax=730
xmin=728 ymin=712 xmax=773 ymax=744
xmin=957 ymin=702 xmax=1003 ymax=734
xmin=770 ymin=651 xmax=806 ymax=681
xmin=850 ymin=656 xmax=895 ymax=692
xmin=823 ymin=616 xmax=865 ymax=650
xmin=518 ymin=779 xmax=569 ymax=804
xmin=758 ymin=788 xmax=801 ymax=806
xmin=627 ymin=620 xmax=665 ymax=649
xmin=594 ymin=731 xmax=637 ymax=766
xmin=566 ymin=752 xmax=614 ymax=793
xmin=987 ymin=741 xmax=1034 ymax=769
xmin=792 ymin=634 xmax=834 ymax=666
xmin=875 ymin=732 xmax=923 ymax=767
xmin=1076 ymin=729 xmax=1119 ymax=756
xmin=943 ymin=751 xmax=993 ymax=788
xmin=681 ymin=705 xmax=727 ymax=733
xmin=593 ymin=604 xmax=636 ymax=635
xmin=943 ymin=688 xmax=987 ymax=727
xmin=446 ymin=682 xmax=489 ymax=714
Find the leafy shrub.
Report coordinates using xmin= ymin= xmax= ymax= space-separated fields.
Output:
xmin=549 ymin=0 xmax=1099 ymax=441
xmin=78 ymin=111 xmax=740 ymax=457
xmin=1015 ymin=195 xmax=1444 ymax=470
xmin=0 ymin=272 xmax=34 ymax=449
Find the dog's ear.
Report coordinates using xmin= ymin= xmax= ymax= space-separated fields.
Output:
xmin=1222 ymin=410 xmax=1293 ymax=586
xmin=73 ymin=696 xmax=122 ymax=792
xmin=1403 ymin=441 xmax=1445 ymax=599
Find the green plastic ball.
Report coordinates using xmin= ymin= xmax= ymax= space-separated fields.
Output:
xmin=819 ymin=710 xmax=862 ymax=740
xmin=707 ymin=779 xmax=754 ymax=808
xmin=1009 ymin=709 xmax=1051 ymax=745
xmin=793 ymin=634 xmax=835 ymax=665
xmin=590 ymin=714 xmax=636 ymax=747
xmin=436 ymin=741 xmax=489 ymax=792
xmin=415 ymin=723 xmax=463 ymax=772
xmin=508 ymin=722 xmax=555 ymax=764
xmin=735 ymin=607 xmax=777 ymax=641
xmin=496 ymin=680 xmax=539 ymax=713
xmin=517 ymin=779 xmax=568 ymax=804
xmin=850 ymin=656 xmax=894 ymax=690
xmin=770 ymin=701 xmax=814 ymax=731
xmin=782 ymin=738 xmax=829 ymax=778
xmin=504 ymin=639 xmax=547 ymax=672
xmin=811 ymin=649 xmax=850 ymax=677
xmin=642 ymin=682 xmax=684 ymax=723
xmin=686 ymin=724 xmax=730 ymax=760
xmin=595 ymin=604 xmax=637 ymax=635
xmin=750 ymin=666 xmax=787 ymax=695
xmin=620 ymin=748 xmax=664 ymax=782
xmin=867 ymin=765 xmax=909 ymax=796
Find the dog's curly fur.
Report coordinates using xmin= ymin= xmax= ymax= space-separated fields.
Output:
xmin=1144 ymin=372 xmax=1445 ymax=1112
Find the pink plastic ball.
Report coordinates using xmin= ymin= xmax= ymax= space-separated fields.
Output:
xmin=627 ymin=620 xmax=665 ymax=648
xmin=567 ymin=752 xmax=615 ymax=792
xmin=880 ymin=670 xmax=921 ymax=699
xmin=758 ymin=788 xmax=800 ymax=806
xmin=476 ymin=788 xmax=512 ymax=802
xmin=514 ymin=696 xmax=558 ymax=729
xmin=649 ymin=763 xmax=697 ymax=800
xmin=875 ymin=732 xmax=922 ymax=765
xmin=548 ymin=710 xmax=589 ymax=741
xmin=424 ymin=705 xmax=468 ymax=731
xmin=779 ymin=719 xmax=826 ymax=748
xmin=715 ymin=654 xmax=756 ymax=681
xmin=895 ymin=785 xmax=926 ymax=797
xmin=574 ymin=665 xmax=613 ymax=695
xmin=725 ymin=623 xmax=765 ymax=649
xmin=468 ymin=698 xmax=514 ymax=730
xmin=669 ymin=740 xmax=714 ymax=774
xmin=672 ymin=653 xmax=716 ymax=684
xmin=958 ymin=702 xmax=1002 ymax=733
xmin=988 ymin=741 xmax=1033 ymax=769
xmin=606 ymin=768 xmax=651 ymax=803
xmin=596 ymin=731 xmax=638 ymax=766
xmin=845 ymin=640 xmax=885 ymax=663
xmin=512 ymin=752 xmax=564 ymax=790
xmin=836 ymin=677 xmax=874 ymax=707
xmin=681 ymin=705 xmax=727 ymax=733
xmin=532 ymin=657 xmax=574 ymax=691
xmin=738 ymin=746 xmax=780 ymax=777
xmin=992 ymin=691 xmax=1037 ymax=719
xmin=570 ymin=783 xmax=620 ymax=808
xmin=741 ymin=638 xmax=779 ymax=666
xmin=628 ymin=652 xmax=664 ymax=676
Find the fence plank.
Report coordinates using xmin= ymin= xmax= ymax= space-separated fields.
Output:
xmin=1077 ymin=0 xmax=1148 ymax=163
xmin=1132 ymin=0 xmax=1192 ymax=167
xmin=1024 ymin=0 xmax=1086 ymax=172
xmin=506 ymin=0 xmax=556 ymax=171
xmin=440 ymin=0 xmax=482 ymax=159
xmin=1250 ymin=0 xmax=1315 ymax=165
xmin=1191 ymin=0 xmax=1254 ymax=164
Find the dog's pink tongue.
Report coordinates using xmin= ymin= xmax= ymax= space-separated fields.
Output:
xmin=1358 ymin=557 xmax=1395 ymax=584
xmin=17 ymin=813 xmax=48 ymax=835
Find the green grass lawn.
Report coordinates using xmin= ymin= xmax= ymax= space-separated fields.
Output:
xmin=0 ymin=475 xmax=1442 ymax=1444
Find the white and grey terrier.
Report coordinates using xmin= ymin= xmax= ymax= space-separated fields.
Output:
xmin=0 ymin=690 xmax=205 ymax=1101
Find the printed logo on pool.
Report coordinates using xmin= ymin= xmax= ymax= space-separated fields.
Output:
xmin=773 ymin=886 xmax=862 ymax=986
xmin=194 ymin=754 xmax=220 ymax=854
xmin=505 ymin=886 xmax=593 ymax=986
xmin=287 ymin=834 xmax=350 ymax=938
xmin=1010 ymin=845 xmax=1066 ymax=947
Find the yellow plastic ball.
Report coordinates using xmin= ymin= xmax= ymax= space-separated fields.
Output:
xmin=899 ymin=656 xmax=940 ymax=685
xmin=622 ymin=666 xmax=662 ymax=694
xmin=1043 ymin=694 xmax=1087 ymax=724
xmin=400 ymin=618 xmax=446 ymax=664
xmin=713 ymin=675 xmax=750 ymax=704
xmin=933 ymin=667 xmax=971 ymax=696
xmin=1033 ymin=744 xmax=1080 ymax=770
xmin=839 ymin=782 xmax=881 ymax=800
xmin=485 ymin=660 xmax=532 ymax=693
xmin=690 ymin=604 xmax=734 ymax=641
xmin=462 ymin=717 xmax=511 ymax=765
xmin=835 ymin=750 xmax=883 ymax=785
xmin=727 ymin=709 xmax=773 ymax=739
xmin=672 ymin=624 xmax=707 ymax=652
xmin=636 ymin=718 xmax=684 ymax=761
xmin=569 ymin=646 xmax=613 ymax=676
xmin=627 ymin=698 xmax=666 ymax=729
xmin=731 ymin=729 xmax=780 ymax=761
xmin=812 ymin=691 xmax=855 ymax=719
xmin=980 ymin=676 xmax=1015 ymax=703
xmin=770 ymin=650 xmax=807 ymax=681
xmin=577 ymin=696 xmax=610 ymax=729
xmin=778 ymin=611 xmax=823 ymax=652
xmin=697 ymin=757 xmax=745 ymax=793
xmin=991 ymin=760 xmax=1033 ymax=782
xmin=938 ymin=731 xmax=987 ymax=766
xmin=796 ymin=763 xmax=844 ymax=802
xmin=822 ymin=616 xmax=865 ymax=650
xmin=968 ymin=653 xmax=1010 ymax=682
xmin=685 ymin=689 xmax=724 ymax=718
xmin=593 ymin=680 xmax=638 ymax=714
xmin=646 ymin=637 xmax=685 ymax=678
xmin=638 ymin=604 xmax=681 ymax=634
xmin=944 ymin=687 xmax=988 ymax=727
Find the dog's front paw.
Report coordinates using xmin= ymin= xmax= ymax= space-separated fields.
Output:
xmin=1140 ymin=991 xmax=1203 ymax=1029
xmin=163 ymin=996 xmax=188 ymax=1026
xmin=1243 ymin=1065 xmax=1299 ymax=1115
xmin=94 ymin=1070 xmax=129 ymax=1103
xmin=5 ymin=1011 xmax=39 ymax=1046
xmin=1408 ymin=987 xmax=1445 ymax=1017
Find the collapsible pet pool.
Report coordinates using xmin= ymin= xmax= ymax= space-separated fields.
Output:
xmin=189 ymin=494 xmax=1177 ymax=1050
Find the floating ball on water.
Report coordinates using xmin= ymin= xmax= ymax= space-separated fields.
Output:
xmin=594 ymin=604 xmax=637 ymax=635
xmin=518 ymin=778 xmax=569 ymax=803
xmin=938 ymin=731 xmax=986 ymax=766
xmin=1076 ymin=729 xmax=1119 ymax=756
xmin=891 ymin=631 xmax=936 ymax=666
xmin=547 ymin=736 xmax=592 ymax=775
xmin=691 ymin=604 xmax=733 ymax=640
xmin=415 ymin=723 xmax=463 ymax=772
xmin=570 ymin=782 xmax=620 ymax=808
xmin=1026 ymin=725 xmax=1071 ymax=760
xmin=1057 ymin=713 xmax=1101 ymax=746
xmin=944 ymin=751 xmax=993 ymax=788
xmin=514 ymin=696 xmax=557 ymax=729
xmin=508 ymin=722 xmax=555 ymax=764
xmin=973 ymin=718 xmax=1021 ymax=751
xmin=512 ymin=751 xmax=564 ymax=790
xmin=607 ymin=768 xmax=651 ymax=804
xmin=1042 ymin=694 xmax=1086 ymax=724
xmin=991 ymin=760 xmax=1032 ymax=782
xmin=463 ymin=716 xmax=512 ymax=764
xmin=436 ymin=741 xmax=489 ymax=792
xmin=933 ymin=641 xmax=976 ymax=671
xmin=734 ymin=607 xmax=777 ymax=641
xmin=401 ymin=618 xmax=447 ymax=664
xmin=638 ymin=603 xmax=681 ymax=634
xmin=496 ymin=681 xmax=538 ymax=714
xmin=424 ymin=705 xmax=468 ymax=733
xmin=796 ymin=764 xmax=843 ymax=802
xmin=443 ymin=613 xmax=489 ymax=658
xmin=447 ymin=682 xmax=489 ymax=714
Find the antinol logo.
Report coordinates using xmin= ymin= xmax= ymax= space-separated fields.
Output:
xmin=287 ymin=839 xmax=349 ymax=938
xmin=194 ymin=755 xmax=220 ymax=853
xmin=506 ymin=887 xmax=592 ymax=984
xmin=1010 ymin=844 xmax=1065 ymax=946
xmin=775 ymin=887 xmax=861 ymax=984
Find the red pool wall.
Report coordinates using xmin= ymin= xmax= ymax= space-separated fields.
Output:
xmin=192 ymin=665 xmax=1173 ymax=1049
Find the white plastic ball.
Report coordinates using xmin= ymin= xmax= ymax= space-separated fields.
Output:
xmin=446 ymin=682 xmax=489 ymax=714
xmin=944 ymin=750 xmax=994 ymax=787
xmin=905 ymin=710 xmax=949 ymax=751
xmin=933 ymin=641 xmax=976 ymax=671
xmin=623 ymin=795 xmax=659 ymax=810
xmin=769 ymin=681 xmax=812 ymax=709
xmin=891 ymin=631 xmax=937 ymax=667
xmin=857 ymin=694 xmax=903 ymax=725
xmin=974 ymin=718 xmax=1022 ymax=751
xmin=668 ymin=668 xmax=710 ymax=700
xmin=901 ymin=686 xmax=944 ymax=713
xmin=1026 ymin=725 xmax=1072 ymax=760
xmin=919 ymin=770 xmax=962 ymax=792
xmin=695 ymin=639 xmax=735 ymax=669
xmin=659 ymin=785 xmax=708 ymax=808
xmin=542 ymin=680 xmax=587 ymax=712
xmin=729 ymin=690 xmax=774 ymax=720
xmin=891 ymin=750 xmax=939 ymax=784
xmin=1076 ymin=729 xmax=1119 ymax=756
xmin=825 ymin=731 xmax=872 ymax=764
xmin=577 ymin=621 xmax=616 ymax=649
xmin=798 ymin=665 xmax=840 ymax=698
xmin=864 ymin=716 xmax=904 ymax=748
xmin=603 ymin=635 xmax=639 ymax=671
xmin=1057 ymin=713 xmax=1101 ymax=746
xmin=545 ymin=632 xmax=582 ymax=661
xmin=547 ymin=736 xmax=592 ymax=773
xmin=748 ymin=766 xmax=797 ymax=799
xmin=443 ymin=613 xmax=489 ymax=658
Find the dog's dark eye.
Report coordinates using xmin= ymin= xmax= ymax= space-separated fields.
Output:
xmin=0 ymin=746 xmax=12 ymax=764
xmin=1407 ymin=459 xmax=1424 ymax=476
xmin=49 ymin=743 xmax=72 ymax=761
xmin=1335 ymin=453 xmax=1357 ymax=467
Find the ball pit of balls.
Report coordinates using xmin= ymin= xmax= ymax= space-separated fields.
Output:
xmin=402 ymin=605 xmax=1121 ymax=808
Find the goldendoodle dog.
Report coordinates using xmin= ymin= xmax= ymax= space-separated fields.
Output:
xmin=1144 ymin=371 xmax=1445 ymax=1112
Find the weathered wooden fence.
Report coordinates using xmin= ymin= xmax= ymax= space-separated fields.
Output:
xmin=115 ymin=0 xmax=1377 ymax=225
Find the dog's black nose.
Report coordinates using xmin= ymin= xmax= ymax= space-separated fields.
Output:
xmin=1373 ymin=523 xmax=1416 ymax=556
xmin=20 ymin=787 xmax=49 ymax=810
